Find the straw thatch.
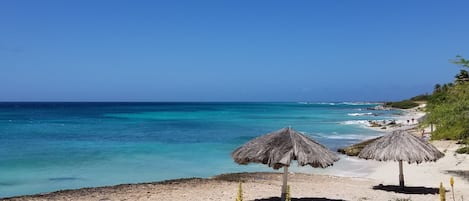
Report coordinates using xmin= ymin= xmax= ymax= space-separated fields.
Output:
xmin=358 ymin=130 xmax=444 ymax=164
xmin=232 ymin=127 xmax=339 ymax=169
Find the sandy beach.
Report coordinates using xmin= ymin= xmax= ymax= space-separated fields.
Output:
xmin=365 ymin=104 xmax=427 ymax=134
xmin=2 ymin=106 xmax=468 ymax=201
xmin=3 ymin=1 xmax=468 ymax=199
xmin=2 ymin=139 xmax=468 ymax=201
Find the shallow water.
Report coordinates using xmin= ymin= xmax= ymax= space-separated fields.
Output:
xmin=0 ymin=102 xmax=397 ymax=198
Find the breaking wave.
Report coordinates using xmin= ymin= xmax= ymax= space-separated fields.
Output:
xmin=347 ymin=112 xmax=373 ymax=116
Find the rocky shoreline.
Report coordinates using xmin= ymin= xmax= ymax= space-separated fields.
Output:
xmin=338 ymin=104 xmax=427 ymax=156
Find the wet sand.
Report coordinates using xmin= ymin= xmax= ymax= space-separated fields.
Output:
xmin=3 ymin=140 xmax=468 ymax=201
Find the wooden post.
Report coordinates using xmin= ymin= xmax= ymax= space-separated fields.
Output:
xmin=281 ymin=166 xmax=288 ymax=201
xmin=399 ymin=160 xmax=405 ymax=188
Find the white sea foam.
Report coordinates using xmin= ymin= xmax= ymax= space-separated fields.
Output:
xmin=297 ymin=102 xmax=378 ymax=106
xmin=322 ymin=133 xmax=382 ymax=140
xmin=340 ymin=102 xmax=376 ymax=106
xmin=341 ymin=120 xmax=371 ymax=127
xmin=341 ymin=102 xmax=371 ymax=105
xmin=314 ymin=102 xmax=336 ymax=105
xmin=324 ymin=134 xmax=368 ymax=140
xmin=347 ymin=112 xmax=373 ymax=116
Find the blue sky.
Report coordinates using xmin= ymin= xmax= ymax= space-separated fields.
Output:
xmin=1 ymin=1 xmax=469 ymax=102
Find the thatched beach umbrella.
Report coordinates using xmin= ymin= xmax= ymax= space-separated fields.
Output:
xmin=358 ymin=130 xmax=444 ymax=188
xmin=232 ymin=127 xmax=339 ymax=201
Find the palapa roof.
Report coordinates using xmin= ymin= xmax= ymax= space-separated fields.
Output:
xmin=231 ymin=127 xmax=339 ymax=170
xmin=358 ymin=130 xmax=444 ymax=164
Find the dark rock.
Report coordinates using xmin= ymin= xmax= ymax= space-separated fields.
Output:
xmin=337 ymin=136 xmax=382 ymax=156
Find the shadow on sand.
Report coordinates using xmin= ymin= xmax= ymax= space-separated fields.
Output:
xmin=446 ymin=170 xmax=469 ymax=182
xmin=372 ymin=184 xmax=440 ymax=194
xmin=254 ymin=197 xmax=346 ymax=201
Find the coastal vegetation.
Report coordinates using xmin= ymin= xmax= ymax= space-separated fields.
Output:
xmin=236 ymin=182 xmax=243 ymax=201
xmin=450 ymin=177 xmax=455 ymax=201
xmin=456 ymin=146 xmax=469 ymax=154
xmin=387 ymin=56 xmax=469 ymax=153
xmin=383 ymin=93 xmax=430 ymax=109
xmin=424 ymin=56 xmax=469 ymax=149
xmin=384 ymin=100 xmax=420 ymax=109
xmin=440 ymin=182 xmax=446 ymax=201
xmin=342 ymin=56 xmax=469 ymax=155
xmin=410 ymin=94 xmax=431 ymax=102
xmin=384 ymin=93 xmax=431 ymax=109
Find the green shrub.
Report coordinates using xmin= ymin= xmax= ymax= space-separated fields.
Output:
xmin=456 ymin=146 xmax=469 ymax=154
xmin=411 ymin=94 xmax=431 ymax=101
xmin=425 ymin=58 xmax=469 ymax=142
xmin=384 ymin=100 xmax=419 ymax=109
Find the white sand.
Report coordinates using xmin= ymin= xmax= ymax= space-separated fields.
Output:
xmin=367 ymin=140 xmax=469 ymax=201
xmin=4 ymin=140 xmax=468 ymax=201
xmin=4 ymin=104 xmax=468 ymax=201
xmin=366 ymin=104 xmax=427 ymax=134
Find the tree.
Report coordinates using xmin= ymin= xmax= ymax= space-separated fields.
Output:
xmin=452 ymin=55 xmax=469 ymax=68
xmin=434 ymin=84 xmax=441 ymax=93
xmin=427 ymin=82 xmax=469 ymax=140
xmin=426 ymin=56 xmax=469 ymax=141
xmin=455 ymin=69 xmax=469 ymax=84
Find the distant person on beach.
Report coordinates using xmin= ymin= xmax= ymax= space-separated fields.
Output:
xmin=411 ymin=118 xmax=415 ymax=124
xmin=407 ymin=119 xmax=410 ymax=124
xmin=421 ymin=129 xmax=425 ymax=138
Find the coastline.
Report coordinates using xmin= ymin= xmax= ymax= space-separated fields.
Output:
xmin=364 ymin=104 xmax=427 ymax=134
xmin=3 ymin=140 xmax=468 ymax=201
xmin=2 ymin=104 xmax=468 ymax=201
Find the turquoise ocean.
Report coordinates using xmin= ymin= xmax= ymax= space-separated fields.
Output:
xmin=0 ymin=102 xmax=400 ymax=198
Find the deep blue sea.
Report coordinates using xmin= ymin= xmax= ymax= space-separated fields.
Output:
xmin=0 ymin=102 xmax=400 ymax=198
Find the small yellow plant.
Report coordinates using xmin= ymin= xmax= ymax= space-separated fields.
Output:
xmin=236 ymin=182 xmax=243 ymax=201
xmin=440 ymin=182 xmax=446 ymax=201
xmin=450 ymin=177 xmax=455 ymax=201
xmin=286 ymin=185 xmax=291 ymax=201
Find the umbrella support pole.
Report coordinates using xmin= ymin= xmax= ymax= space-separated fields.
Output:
xmin=399 ymin=160 xmax=404 ymax=188
xmin=281 ymin=166 xmax=288 ymax=201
